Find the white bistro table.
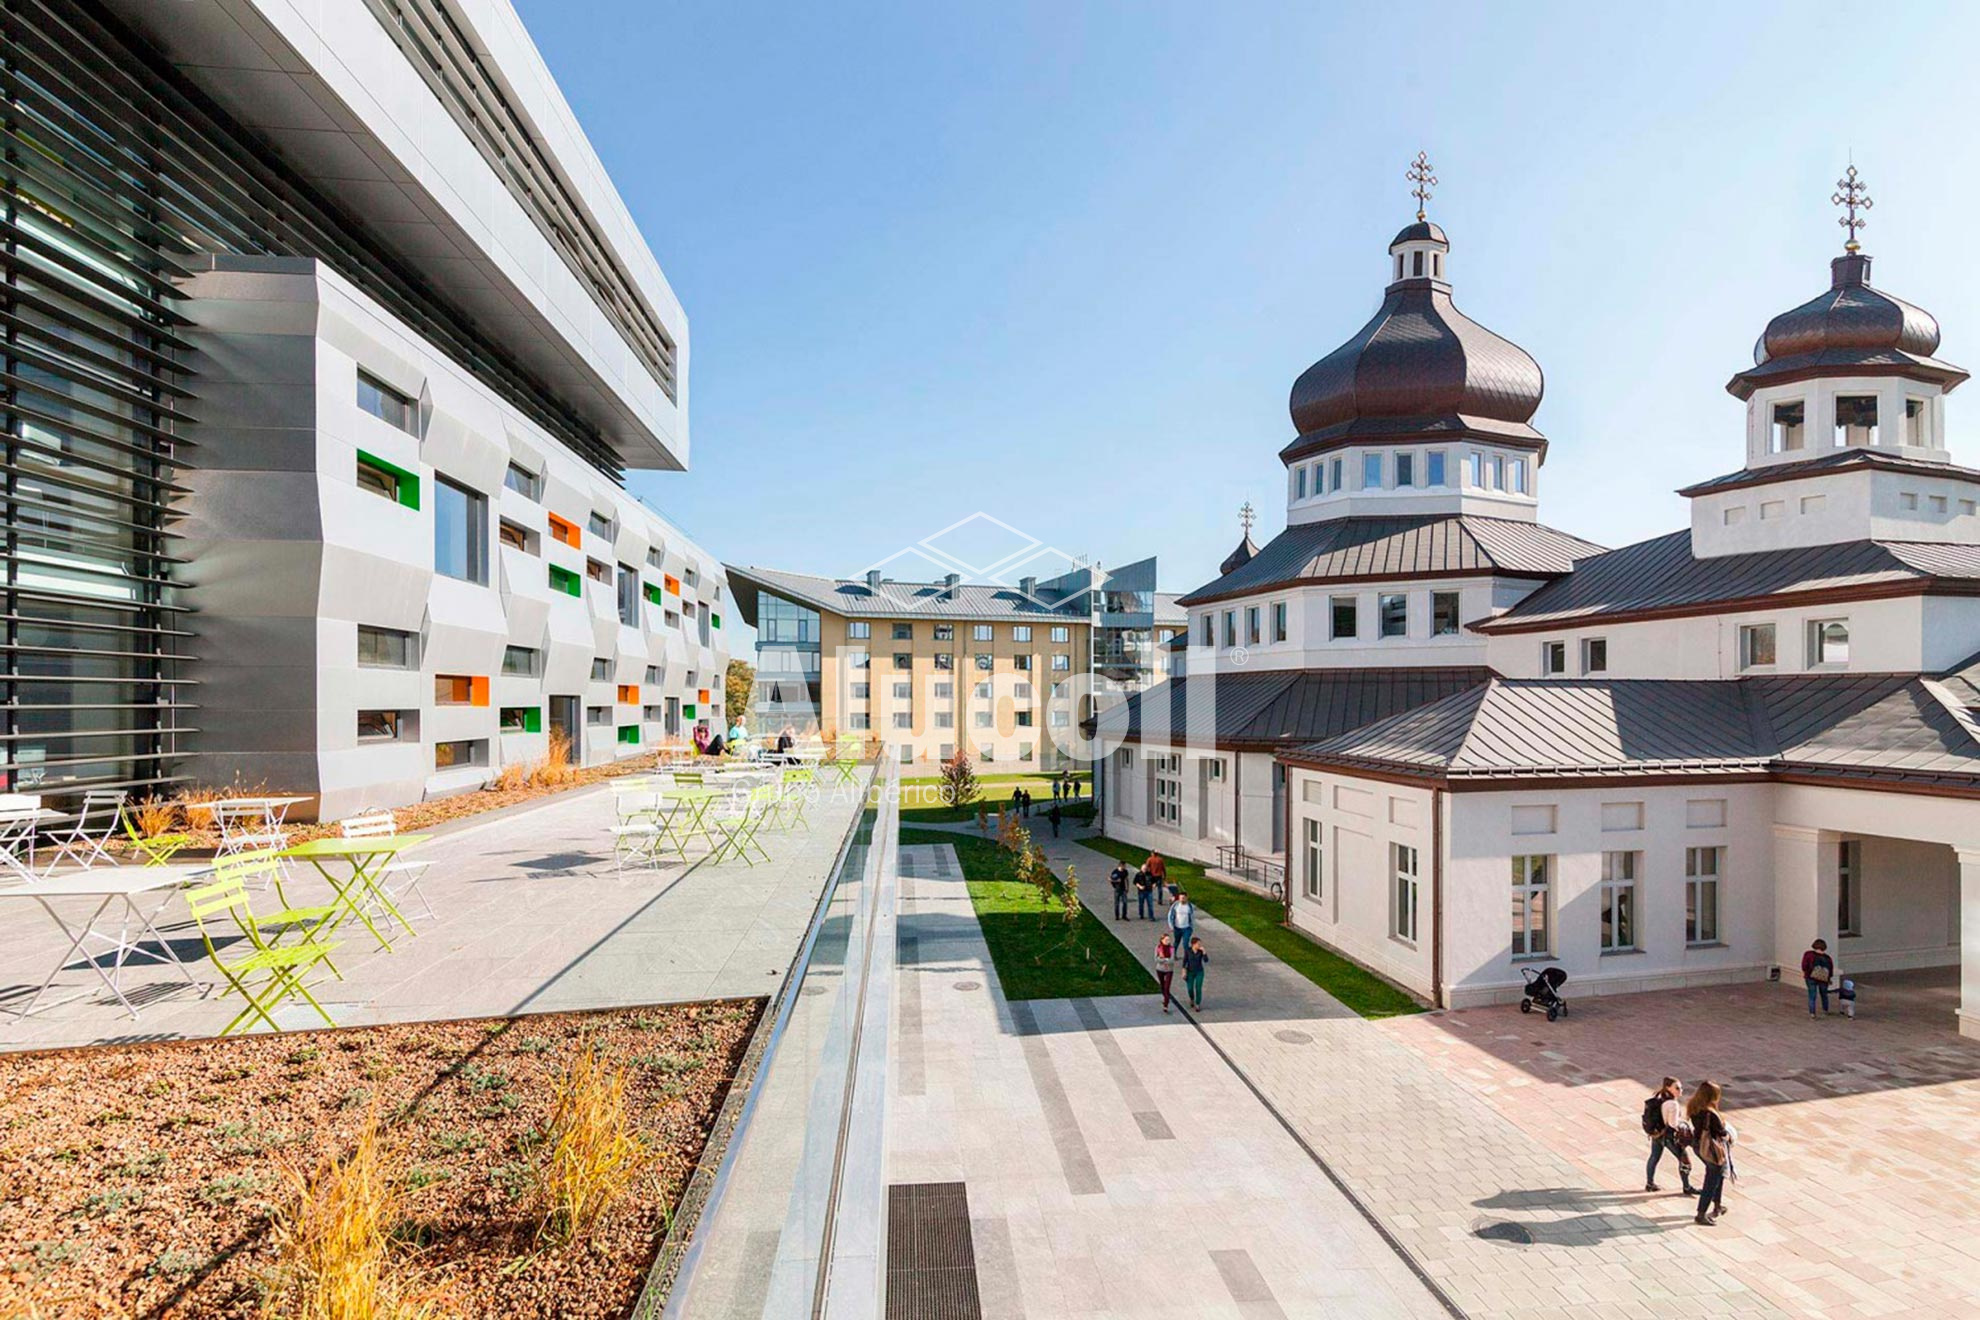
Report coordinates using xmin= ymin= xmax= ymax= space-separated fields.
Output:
xmin=2 ymin=863 xmax=211 ymax=1020
xmin=0 ymin=806 xmax=65 ymax=884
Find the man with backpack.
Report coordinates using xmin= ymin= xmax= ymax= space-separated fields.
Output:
xmin=1642 ymin=1076 xmax=1696 ymax=1196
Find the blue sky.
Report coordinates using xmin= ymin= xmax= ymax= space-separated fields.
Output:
xmin=520 ymin=0 xmax=1980 ymax=604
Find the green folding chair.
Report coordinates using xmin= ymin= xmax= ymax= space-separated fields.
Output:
xmin=672 ymin=770 xmax=705 ymax=788
xmin=707 ymin=792 xmax=772 ymax=867
xmin=779 ymin=767 xmax=816 ymax=830
xmin=186 ymin=874 xmax=341 ymax=1035
xmin=122 ymin=805 xmax=193 ymax=866
xmin=212 ymin=850 xmax=345 ymax=978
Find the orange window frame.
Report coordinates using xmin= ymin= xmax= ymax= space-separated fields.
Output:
xmin=547 ymin=513 xmax=580 ymax=547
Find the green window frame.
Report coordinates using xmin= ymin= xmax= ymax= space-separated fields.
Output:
xmin=645 ymin=582 xmax=664 ymax=605
xmin=500 ymin=706 xmax=543 ymax=734
xmin=356 ymin=450 xmax=420 ymax=510
xmin=548 ymin=564 xmax=581 ymax=597
xmin=682 ymin=704 xmax=697 ymax=719
xmin=712 ymin=613 xmax=722 ymax=629
xmin=616 ymin=724 xmax=640 ymax=746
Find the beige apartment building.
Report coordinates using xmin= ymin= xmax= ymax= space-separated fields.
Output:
xmin=727 ymin=566 xmax=1171 ymax=769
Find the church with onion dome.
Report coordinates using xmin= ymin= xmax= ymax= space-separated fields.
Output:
xmin=1101 ymin=160 xmax=1980 ymax=1038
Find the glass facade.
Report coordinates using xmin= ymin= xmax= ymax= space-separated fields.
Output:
xmin=752 ymin=591 xmax=822 ymax=732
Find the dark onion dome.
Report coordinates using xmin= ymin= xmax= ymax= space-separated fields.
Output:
xmin=1219 ymin=531 xmax=1259 ymax=576
xmin=1281 ymin=224 xmax=1546 ymax=467
xmin=1727 ymin=253 xmax=1968 ymax=400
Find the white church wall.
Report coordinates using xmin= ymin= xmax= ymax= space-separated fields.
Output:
xmin=1692 ymin=468 xmax=1980 ymax=559
xmin=1285 ymin=768 xmax=1439 ymax=1002
xmin=1191 ymin=576 xmax=1514 ymax=674
xmin=1848 ymin=836 xmax=1960 ymax=973
xmin=1921 ymin=597 xmax=1980 ymax=670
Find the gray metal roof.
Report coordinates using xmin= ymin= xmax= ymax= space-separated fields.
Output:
xmin=1096 ymin=667 xmax=1493 ymax=750
xmin=1179 ymin=515 xmax=1603 ymax=607
xmin=727 ymin=566 xmax=1090 ymax=623
xmin=1728 ymin=253 xmax=1967 ymax=400
xmin=1677 ymin=448 xmax=1980 ymax=498
xmin=1480 ymin=531 xmax=1980 ymax=633
xmin=1288 ymin=670 xmax=1980 ymax=790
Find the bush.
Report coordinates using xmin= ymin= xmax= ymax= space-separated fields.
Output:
xmin=938 ymin=750 xmax=980 ymax=809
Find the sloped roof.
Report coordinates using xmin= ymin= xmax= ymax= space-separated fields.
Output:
xmin=1480 ymin=531 xmax=1980 ymax=633
xmin=1288 ymin=670 xmax=1980 ymax=793
xmin=727 ymin=566 xmax=1088 ymax=623
xmin=1096 ymin=667 xmax=1493 ymax=750
xmin=1676 ymin=448 xmax=1980 ymax=498
xmin=1177 ymin=515 xmax=1603 ymax=607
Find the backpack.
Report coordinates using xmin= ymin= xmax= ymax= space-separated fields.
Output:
xmin=1641 ymin=1095 xmax=1666 ymax=1137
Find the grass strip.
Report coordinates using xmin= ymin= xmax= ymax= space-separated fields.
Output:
xmin=1083 ymin=837 xmax=1424 ymax=1019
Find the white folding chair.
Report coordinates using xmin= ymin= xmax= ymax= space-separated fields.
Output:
xmin=0 ymin=794 xmax=43 ymax=874
xmin=49 ymin=789 xmax=126 ymax=870
xmin=214 ymin=802 xmax=289 ymax=857
xmin=338 ymin=809 xmax=436 ymax=920
xmin=0 ymin=811 xmax=43 ymax=887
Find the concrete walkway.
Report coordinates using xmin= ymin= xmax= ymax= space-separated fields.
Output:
xmin=888 ymin=837 xmax=1452 ymax=1319
xmin=903 ymin=819 xmax=1782 ymax=1319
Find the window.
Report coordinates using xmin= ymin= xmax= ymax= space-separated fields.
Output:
xmin=934 ymin=711 xmax=953 ymax=729
xmin=504 ymin=461 xmax=541 ymax=499
xmin=1395 ymin=452 xmax=1415 ymax=487
xmin=1153 ymin=752 xmax=1181 ymax=826
xmin=1771 ymin=400 xmax=1806 ymax=452
xmin=587 ymin=511 xmax=613 ymax=538
xmin=1272 ymin=601 xmax=1288 ymax=643
xmin=1467 ymin=451 xmax=1484 ymax=488
xmin=1246 ymin=606 xmax=1261 ymax=645
xmin=1303 ymin=819 xmax=1322 ymax=900
xmin=1362 ymin=452 xmax=1383 ymax=489
xmin=586 ymin=705 xmax=610 ymax=727
xmin=502 ymin=645 xmax=540 ymax=677
xmin=1014 ymin=710 xmax=1033 ymax=727
xmin=356 ymin=370 xmax=416 ymax=434
xmin=547 ymin=513 xmax=580 ymax=547
xmin=850 ymin=683 xmax=870 ymax=700
xmin=1904 ymin=396 xmax=1929 ymax=446
xmin=975 ymin=653 xmax=993 ymax=671
xmin=1392 ymin=844 xmax=1419 ymax=943
xmin=434 ymin=674 xmax=475 ymax=706
xmin=847 ymin=712 xmax=870 ymax=730
xmin=934 ymin=682 xmax=953 ymax=699
xmin=1541 ymin=640 xmax=1567 ymax=675
xmin=1838 ymin=840 xmax=1862 ymax=936
xmin=1739 ymin=622 xmax=1776 ymax=669
xmin=1330 ymin=457 xmax=1343 ymax=492
xmin=1809 ymin=619 xmax=1849 ymax=666
xmin=1600 ymin=851 xmax=1638 ymax=952
xmin=978 ymin=743 xmax=995 ymax=762
xmin=933 ymin=624 xmax=954 ymax=642
xmin=1012 ymin=625 xmax=1032 ymax=643
xmin=1509 ymin=458 xmax=1528 ymax=494
xmin=1051 ymin=626 xmax=1070 ymax=643
xmin=892 ymin=712 xmax=913 ymax=729
xmin=357 ymin=625 xmax=415 ymax=669
xmin=1051 ymin=654 xmax=1071 ymax=671
xmin=433 ymin=739 xmax=485 ymax=769
xmin=1431 ymin=591 xmax=1460 ymax=637
xmin=848 ymin=651 xmax=871 ymax=670
xmin=933 ymin=653 xmax=953 ymax=671
xmin=585 ymin=558 xmax=609 ymax=584
xmin=892 ymin=681 xmax=912 ymax=699
xmin=1312 ymin=463 xmax=1326 ymax=496
xmin=499 ymin=706 xmax=541 ymax=734
xmin=894 ymin=653 xmax=912 ymax=669
xmin=433 ymin=476 xmax=488 ymax=585
xmin=590 ymin=657 xmax=610 ymax=681
xmin=1330 ymin=596 xmax=1357 ymax=640
xmin=1426 ymin=451 xmax=1446 ymax=487
xmin=847 ymin=621 xmax=871 ymax=639
xmin=548 ymin=564 xmax=581 ymax=597
xmin=1379 ymin=594 xmax=1407 ymax=638
xmin=1223 ymin=611 xmax=1237 ymax=648
xmin=357 ymin=710 xmax=401 ymax=741
xmin=356 ymin=452 xmax=417 ymax=508
xmin=1412 ymin=250 xmax=1424 ymax=276
xmin=1295 ymin=465 xmax=1307 ymax=499
xmin=1493 ymin=455 xmax=1507 ymax=490
xmin=1199 ymin=616 xmax=1213 ymax=646
xmin=973 ymin=709 xmax=992 ymax=728
xmin=1582 ymin=637 xmax=1608 ymax=674
xmin=1685 ymin=846 xmax=1722 ymax=944
xmin=1511 ymin=855 xmax=1551 ymax=958
xmin=497 ymin=519 xmax=532 ymax=552
xmin=892 ymin=623 xmax=912 ymax=640
xmin=617 ymin=565 xmax=640 ymax=626
xmin=973 ymin=625 xmax=993 ymax=642
xmin=1835 ymin=394 xmax=1878 ymax=447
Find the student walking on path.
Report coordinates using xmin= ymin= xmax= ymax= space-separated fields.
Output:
xmin=1687 ymin=1080 xmax=1734 ymax=1226
xmin=1110 ymin=862 xmax=1131 ymax=921
xmin=1167 ymin=889 xmax=1196 ymax=960
xmin=1145 ymin=852 xmax=1168 ymax=906
xmin=1802 ymin=938 xmax=1835 ymax=1017
xmin=1047 ymin=800 xmax=1062 ymax=838
xmin=1182 ymin=937 xmax=1209 ymax=1011
xmin=1134 ymin=868 xmax=1156 ymax=920
xmin=1155 ymin=935 xmax=1176 ymax=1014
xmin=1642 ymin=1076 xmax=1696 ymax=1195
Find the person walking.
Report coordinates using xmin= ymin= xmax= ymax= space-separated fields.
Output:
xmin=1145 ymin=852 xmax=1168 ymax=906
xmin=1047 ymin=800 xmax=1063 ymax=838
xmin=1154 ymin=935 xmax=1176 ymax=1014
xmin=1167 ymin=888 xmax=1196 ymax=959
xmin=1642 ymin=1076 xmax=1696 ymax=1196
xmin=1110 ymin=862 xmax=1130 ymax=921
xmin=1687 ymin=1080 xmax=1733 ymax=1225
xmin=1134 ymin=867 xmax=1156 ymax=920
xmin=1802 ymin=938 xmax=1835 ymax=1017
xmin=1182 ymin=936 xmax=1209 ymax=1010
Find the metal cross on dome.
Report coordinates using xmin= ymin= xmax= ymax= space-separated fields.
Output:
xmin=1406 ymin=151 xmax=1438 ymax=222
xmin=1833 ymin=165 xmax=1873 ymax=253
xmin=1239 ymin=500 xmax=1256 ymax=534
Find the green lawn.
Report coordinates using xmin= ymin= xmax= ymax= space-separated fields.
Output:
xmin=901 ymin=827 xmax=1153 ymax=1001
xmin=1083 ymin=837 xmax=1425 ymax=1019
xmin=899 ymin=777 xmax=1096 ymax=826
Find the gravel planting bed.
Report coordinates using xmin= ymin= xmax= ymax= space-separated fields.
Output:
xmin=0 ymin=1001 xmax=761 ymax=1317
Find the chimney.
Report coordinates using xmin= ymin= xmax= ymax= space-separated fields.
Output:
xmin=865 ymin=569 xmax=882 ymax=591
xmin=1019 ymin=575 xmax=1037 ymax=598
xmin=943 ymin=573 xmax=960 ymax=597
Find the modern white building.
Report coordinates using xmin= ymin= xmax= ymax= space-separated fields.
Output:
xmin=0 ymin=0 xmax=727 ymax=818
xmin=1107 ymin=170 xmax=1980 ymax=1040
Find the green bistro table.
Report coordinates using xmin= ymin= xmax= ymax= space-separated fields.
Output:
xmin=279 ymin=834 xmax=431 ymax=950
xmin=658 ymin=787 xmax=729 ymax=856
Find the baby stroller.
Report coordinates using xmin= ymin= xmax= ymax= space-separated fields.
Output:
xmin=1519 ymin=965 xmax=1569 ymax=1021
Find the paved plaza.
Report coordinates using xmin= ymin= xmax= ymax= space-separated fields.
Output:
xmin=0 ymin=782 xmax=865 ymax=1052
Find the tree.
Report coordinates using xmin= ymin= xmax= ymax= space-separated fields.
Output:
xmin=939 ymin=748 xmax=981 ymax=809
xmin=724 ymin=658 xmax=754 ymax=727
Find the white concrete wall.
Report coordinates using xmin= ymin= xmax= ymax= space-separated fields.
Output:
xmin=1188 ymin=575 xmax=1537 ymax=674
xmin=1847 ymin=836 xmax=1961 ymax=972
xmin=1285 ymin=769 xmax=1438 ymax=1001
xmin=1283 ymin=442 xmax=1539 ymax=526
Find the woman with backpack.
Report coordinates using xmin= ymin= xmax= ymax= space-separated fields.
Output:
xmin=1802 ymin=938 xmax=1835 ymax=1017
xmin=1642 ymin=1076 xmax=1695 ymax=1196
xmin=1154 ymin=935 xmax=1176 ymax=1014
xmin=1686 ymin=1080 xmax=1733 ymax=1225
